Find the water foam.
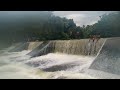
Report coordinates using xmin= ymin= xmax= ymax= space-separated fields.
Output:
xmin=0 ymin=50 xmax=96 ymax=79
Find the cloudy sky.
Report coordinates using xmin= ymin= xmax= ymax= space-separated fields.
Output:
xmin=53 ymin=11 xmax=116 ymax=26
xmin=0 ymin=11 xmax=117 ymax=26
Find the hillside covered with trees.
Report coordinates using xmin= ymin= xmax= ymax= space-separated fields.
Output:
xmin=84 ymin=11 xmax=120 ymax=38
xmin=0 ymin=12 xmax=83 ymax=43
xmin=0 ymin=11 xmax=120 ymax=49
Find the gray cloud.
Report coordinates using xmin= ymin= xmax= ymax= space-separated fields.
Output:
xmin=53 ymin=11 xmax=116 ymax=26
xmin=0 ymin=11 xmax=117 ymax=26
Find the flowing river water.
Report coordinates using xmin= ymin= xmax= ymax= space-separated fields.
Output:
xmin=1 ymin=38 xmax=120 ymax=79
xmin=0 ymin=49 xmax=96 ymax=79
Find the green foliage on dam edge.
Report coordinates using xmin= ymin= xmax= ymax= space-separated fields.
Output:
xmin=0 ymin=11 xmax=120 ymax=49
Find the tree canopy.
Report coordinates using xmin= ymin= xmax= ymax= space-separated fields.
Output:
xmin=87 ymin=11 xmax=120 ymax=38
xmin=0 ymin=11 xmax=120 ymax=49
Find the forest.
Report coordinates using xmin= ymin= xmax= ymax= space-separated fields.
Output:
xmin=0 ymin=11 xmax=120 ymax=48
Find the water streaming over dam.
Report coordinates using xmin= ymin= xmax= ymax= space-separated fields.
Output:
xmin=27 ymin=39 xmax=105 ymax=57
xmin=0 ymin=38 xmax=120 ymax=79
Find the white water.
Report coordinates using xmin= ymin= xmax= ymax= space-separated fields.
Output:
xmin=0 ymin=49 xmax=96 ymax=79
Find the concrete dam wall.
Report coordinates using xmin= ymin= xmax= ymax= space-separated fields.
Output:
xmin=8 ymin=42 xmax=29 ymax=52
xmin=89 ymin=37 xmax=120 ymax=75
xmin=7 ymin=37 xmax=120 ymax=77
xmin=8 ymin=39 xmax=105 ymax=57
xmin=26 ymin=39 xmax=105 ymax=57
xmin=49 ymin=39 xmax=104 ymax=55
xmin=8 ymin=38 xmax=105 ymax=58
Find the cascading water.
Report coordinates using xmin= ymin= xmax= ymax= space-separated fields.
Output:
xmin=27 ymin=42 xmax=43 ymax=50
xmin=0 ymin=49 xmax=96 ymax=79
xmin=28 ymin=39 xmax=105 ymax=58
xmin=0 ymin=50 xmax=42 ymax=79
xmin=1 ymin=38 xmax=119 ymax=79
xmin=50 ymin=39 xmax=103 ymax=55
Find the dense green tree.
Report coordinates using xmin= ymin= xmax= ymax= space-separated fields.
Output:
xmin=89 ymin=11 xmax=120 ymax=37
xmin=0 ymin=11 xmax=120 ymax=49
xmin=0 ymin=11 xmax=84 ymax=49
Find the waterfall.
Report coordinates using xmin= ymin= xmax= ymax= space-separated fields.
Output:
xmin=1 ymin=38 xmax=120 ymax=79
xmin=8 ymin=38 xmax=105 ymax=58
xmin=27 ymin=42 xmax=43 ymax=50
xmin=27 ymin=39 xmax=105 ymax=57
xmin=53 ymin=39 xmax=104 ymax=56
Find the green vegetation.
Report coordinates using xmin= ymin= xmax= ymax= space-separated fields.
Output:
xmin=88 ymin=12 xmax=120 ymax=38
xmin=0 ymin=11 xmax=120 ymax=49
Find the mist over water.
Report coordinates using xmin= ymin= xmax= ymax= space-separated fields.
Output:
xmin=0 ymin=49 xmax=96 ymax=79
xmin=1 ymin=38 xmax=119 ymax=79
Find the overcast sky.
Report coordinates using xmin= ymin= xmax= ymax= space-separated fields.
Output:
xmin=53 ymin=11 xmax=116 ymax=26
xmin=0 ymin=11 xmax=117 ymax=26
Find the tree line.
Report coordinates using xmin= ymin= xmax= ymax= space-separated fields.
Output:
xmin=0 ymin=11 xmax=120 ymax=48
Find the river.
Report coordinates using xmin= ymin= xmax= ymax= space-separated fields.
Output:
xmin=0 ymin=49 xmax=95 ymax=79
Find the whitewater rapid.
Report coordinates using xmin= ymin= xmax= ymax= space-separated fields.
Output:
xmin=0 ymin=49 xmax=96 ymax=79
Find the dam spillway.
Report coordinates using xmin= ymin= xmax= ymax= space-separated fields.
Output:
xmin=89 ymin=37 xmax=120 ymax=75
xmin=27 ymin=39 xmax=105 ymax=57
xmin=2 ymin=37 xmax=120 ymax=79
